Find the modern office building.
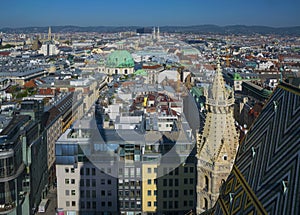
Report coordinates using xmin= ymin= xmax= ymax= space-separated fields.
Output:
xmin=0 ymin=99 xmax=48 ymax=215
xmin=55 ymin=80 xmax=197 ymax=215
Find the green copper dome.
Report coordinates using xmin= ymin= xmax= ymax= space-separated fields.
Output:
xmin=106 ymin=50 xmax=134 ymax=68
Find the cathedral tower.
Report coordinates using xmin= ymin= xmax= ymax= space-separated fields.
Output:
xmin=196 ymin=62 xmax=239 ymax=213
xmin=48 ymin=26 xmax=52 ymax=41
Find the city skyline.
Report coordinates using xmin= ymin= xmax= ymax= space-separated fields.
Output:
xmin=1 ymin=0 xmax=300 ymax=28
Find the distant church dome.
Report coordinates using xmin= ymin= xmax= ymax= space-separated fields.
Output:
xmin=106 ymin=50 xmax=134 ymax=68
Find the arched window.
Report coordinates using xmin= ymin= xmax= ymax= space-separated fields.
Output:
xmin=115 ymin=69 xmax=118 ymax=74
xmin=204 ymin=198 xmax=208 ymax=210
xmin=204 ymin=176 xmax=209 ymax=191
xmin=124 ymin=69 xmax=128 ymax=74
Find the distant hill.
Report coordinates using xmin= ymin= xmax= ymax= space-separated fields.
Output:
xmin=1 ymin=25 xmax=300 ymax=35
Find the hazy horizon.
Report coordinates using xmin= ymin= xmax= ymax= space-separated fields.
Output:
xmin=0 ymin=0 xmax=299 ymax=28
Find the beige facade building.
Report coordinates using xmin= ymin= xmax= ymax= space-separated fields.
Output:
xmin=196 ymin=63 xmax=239 ymax=214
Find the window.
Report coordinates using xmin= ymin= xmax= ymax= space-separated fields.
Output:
xmin=190 ymin=178 xmax=194 ymax=184
xmin=101 ymin=190 xmax=105 ymax=196
xmin=147 ymin=179 xmax=151 ymax=185
xmin=154 ymin=201 xmax=157 ymax=206
xmin=163 ymin=201 xmax=167 ymax=209
xmin=147 ymin=201 xmax=151 ymax=207
xmin=92 ymin=190 xmax=96 ymax=198
xmin=92 ymin=201 xmax=96 ymax=209
xmin=66 ymin=201 xmax=70 ymax=207
xmin=71 ymin=190 xmax=76 ymax=196
xmin=92 ymin=168 xmax=96 ymax=175
xmin=124 ymin=168 xmax=129 ymax=177
xmin=80 ymin=190 xmax=85 ymax=198
xmin=108 ymin=190 xmax=112 ymax=196
xmin=169 ymin=190 xmax=173 ymax=198
xmin=223 ymin=155 xmax=228 ymax=161
xmin=163 ymin=179 xmax=167 ymax=186
xmin=71 ymin=179 xmax=75 ymax=184
xmin=204 ymin=198 xmax=208 ymax=210
xmin=130 ymin=168 xmax=134 ymax=177
xmin=86 ymin=168 xmax=90 ymax=175
xmin=190 ymin=167 xmax=194 ymax=173
xmin=189 ymin=200 xmax=193 ymax=207
xmin=154 ymin=190 xmax=157 ymax=196
xmin=87 ymin=201 xmax=90 ymax=209
xmin=174 ymin=201 xmax=178 ymax=209
xmin=101 ymin=201 xmax=105 ymax=207
xmin=184 ymin=190 xmax=188 ymax=195
xmin=65 ymin=190 xmax=70 ymax=196
xmin=86 ymin=179 xmax=90 ymax=187
xmin=205 ymin=176 xmax=209 ymax=191
xmin=189 ymin=189 xmax=193 ymax=195
xmin=71 ymin=168 xmax=75 ymax=173
xmin=154 ymin=179 xmax=157 ymax=184
xmin=169 ymin=201 xmax=173 ymax=208
xmin=184 ymin=201 xmax=187 ymax=207
xmin=80 ymin=168 xmax=84 ymax=175
xmin=80 ymin=179 xmax=84 ymax=186
xmin=163 ymin=190 xmax=167 ymax=198
xmin=175 ymin=190 xmax=179 ymax=197
xmin=148 ymin=190 xmax=152 ymax=196
xmin=65 ymin=179 xmax=69 ymax=184
xmin=154 ymin=168 xmax=157 ymax=173
xmin=92 ymin=179 xmax=96 ymax=187
xmin=136 ymin=168 xmax=141 ymax=177
xmin=65 ymin=168 xmax=69 ymax=173
xmin=108 ymin=201 xmax=112 ymax=207
xmin=169 ymin=179 xmax=173 ymax=186
xmin=184 ymin=178 xmax=188 ymax=184
xmin=81 ymin=201 xmax=85 ymax=209
xmin=147 ymin=168 xmax=152 ymax=173
xmin=184 ymin=167 xmax=188 ymax=173
xmin=108 ymin=179 xmax=112 ymax=185
xmin=72 ymin=201 xmax=76 ymax=206
xmin=175 ymin=179 xmax=179 ymax=186
xmin=131 ymin=202 xmax=135 ymax=208
xmin=86 ymin=190 xmax=90 ymax=198
xmin=101 ymin=179 xmax=105 ymax=185
xmin=107 ymin=168 xmax=112 ymax=174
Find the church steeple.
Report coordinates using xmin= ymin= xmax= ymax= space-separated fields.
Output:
xmin=196 ymin=60 xmax=239 ymax=213
xmin=48 ymin=26 xmax=52 ymax=41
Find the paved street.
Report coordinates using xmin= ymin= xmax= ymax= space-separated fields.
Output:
xmin=37 ymin=188 xmax=57 ymax=215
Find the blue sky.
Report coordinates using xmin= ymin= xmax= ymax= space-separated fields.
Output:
xmin=1 ymin=0 xmax=299 ymax=28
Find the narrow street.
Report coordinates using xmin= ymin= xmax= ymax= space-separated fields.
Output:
xmin=37 ymin=188 xmax=57 ymax=215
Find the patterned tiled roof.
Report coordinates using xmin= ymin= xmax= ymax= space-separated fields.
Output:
xmin=209 ymin=82 xmax=300 ymax=215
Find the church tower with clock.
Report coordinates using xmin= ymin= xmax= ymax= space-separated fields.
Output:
xmin=196 ymin=61 xmax=239 ymax=214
